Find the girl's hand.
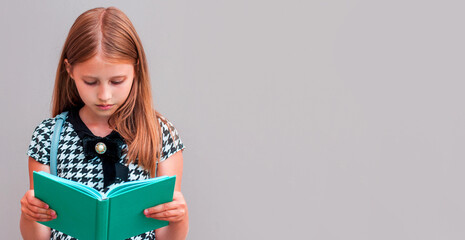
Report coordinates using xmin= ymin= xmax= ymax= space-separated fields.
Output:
xmin=144 ymin=191 xmax=187 ymax=223
xmin=20 ymin=189 xmax=56 ymax=222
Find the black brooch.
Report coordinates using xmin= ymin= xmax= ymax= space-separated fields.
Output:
xmin=82 ymin=131 xmax=129 ymax=188
xmin=67 ymin=108 xmax=129 ymax=188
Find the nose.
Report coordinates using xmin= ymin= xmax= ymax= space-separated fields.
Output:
xmin=97 ymin=83 xmax=111 ymax=102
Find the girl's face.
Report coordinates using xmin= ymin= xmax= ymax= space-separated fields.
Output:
xmin=65 ymin=54 xmax=135 ymax=121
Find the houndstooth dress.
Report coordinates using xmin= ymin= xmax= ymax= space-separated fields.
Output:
xmin=27 ymin=108 xmax=185 ymax=240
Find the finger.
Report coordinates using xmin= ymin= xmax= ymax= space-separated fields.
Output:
xmin=35 ymin=215 xmax=55 ymax=222
xmin=22 ymin=208 xmax=55 ymax=222
xmin=26 ymin=194 xmax=57 ymax=217
xmin=144 ymin=202 xmax=178 ymax=215
xmin=33 ymin=213 xmax=55 ymax=222
xmin=149 ymin=215 xmax=184 ymax=223
xmin=27 ymin=204 xmax=54 ymax=216
xmin=145 ymin=209 xmax=185 ymax=220
xmin=26 ymin=207 xmax=56 ymax=220
xmin=27 ymin=195 xmax=49 ymax=209
xmin=26 ymin=202 xmax=56 ymax=218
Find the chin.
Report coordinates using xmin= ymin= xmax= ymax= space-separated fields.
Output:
xmin=93 ymin=108 xmax=116 ymax=117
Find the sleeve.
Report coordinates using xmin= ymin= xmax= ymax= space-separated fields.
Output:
xmin=158 ymin=117 xmax=186 ymax=162
xmin=26 ymin=118 xmax=56 ymax=165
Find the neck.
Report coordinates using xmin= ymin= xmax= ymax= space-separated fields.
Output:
xmin=79 ymin=106 xmax=113 ymax=137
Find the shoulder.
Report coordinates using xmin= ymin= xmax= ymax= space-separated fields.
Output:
xmin=27 ymin=112 xmax=72 ymax=164
xmin=30 ymin=112 xmax=70 ymax=136
xmin=157 ymin=115 xmax=177 ymax=133
xmin=156 ymin=115 xmax=186 ymax=162
xmin=157 ymin=115 xmax=181 ymax=144
xmin=30 ymin=117 xmax=57 ymax=138
xmin=27 ymin=117 xmax=57 ymax=165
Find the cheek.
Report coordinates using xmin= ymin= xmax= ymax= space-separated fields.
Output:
xmin=121 ymin=81 xmax=134 ymax=99
xmin=75 ymin=84 xmax=94 ymax=102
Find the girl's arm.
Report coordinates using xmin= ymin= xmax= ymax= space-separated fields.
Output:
xmin=20 ymin=157 xmax=54 ymax=240
xmin=146 ymin=150 xmax=189 ymax=240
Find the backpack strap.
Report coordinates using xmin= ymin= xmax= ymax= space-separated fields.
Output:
xmin=50 ymin=111 xmax=68 ymax=176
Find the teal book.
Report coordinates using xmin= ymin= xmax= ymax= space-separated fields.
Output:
xmin=33 ymin=171 xmax=176 ymax=240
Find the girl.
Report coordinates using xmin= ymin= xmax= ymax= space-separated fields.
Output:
xmin=19 ymin=6 xmax=188 ymax=240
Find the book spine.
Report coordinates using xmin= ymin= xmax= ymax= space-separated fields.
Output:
xmin=96 ymin=199 xmax=109 ymax=240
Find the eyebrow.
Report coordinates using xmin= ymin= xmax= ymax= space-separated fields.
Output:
xmin=82 ymin=75 xmax=127 ymax=80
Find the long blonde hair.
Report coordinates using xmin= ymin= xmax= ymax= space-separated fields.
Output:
xmin=52 ymin=6 xmax=166 ymax=177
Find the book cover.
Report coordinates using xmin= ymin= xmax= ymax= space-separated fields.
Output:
xmin=33 ymin=171 xmax=176 ymax=240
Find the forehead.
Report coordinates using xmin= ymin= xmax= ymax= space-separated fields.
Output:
xmin=73 ymin=55 xmax=134 ymax=77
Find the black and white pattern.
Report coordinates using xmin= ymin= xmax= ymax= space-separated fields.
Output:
xmin=27 ymin=113 xmax=185 ymax=240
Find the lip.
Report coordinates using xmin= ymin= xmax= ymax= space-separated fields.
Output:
xmin=96 ymin=104 xmax=114 ymax=110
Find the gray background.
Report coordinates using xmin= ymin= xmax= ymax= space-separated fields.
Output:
xmin=1 ymin=0 xmax=464 ymax=239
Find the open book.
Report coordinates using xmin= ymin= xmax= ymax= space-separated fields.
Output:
xmin=33 ymin=171 xmax=176 ymax=240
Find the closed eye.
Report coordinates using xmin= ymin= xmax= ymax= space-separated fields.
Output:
xmin=111 ymin=80 xmax=124 ymax=85
xmin=84 ymin=81 xmax=97 ymax=85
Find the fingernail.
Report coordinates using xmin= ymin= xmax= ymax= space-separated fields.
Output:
xmin=144 ymin=209 xmax=148 ymax=215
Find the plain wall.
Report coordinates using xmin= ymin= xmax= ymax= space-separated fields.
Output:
xmin=1 ymin=0 xmax=465 ymax=239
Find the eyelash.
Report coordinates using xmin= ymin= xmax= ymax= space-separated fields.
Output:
xmin=84 ymin=81 xmax=123 ymax=85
